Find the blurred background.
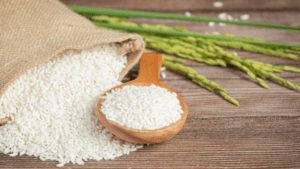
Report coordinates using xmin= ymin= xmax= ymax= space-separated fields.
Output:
xmin=60 ymin=0 xmax=300 ymax=44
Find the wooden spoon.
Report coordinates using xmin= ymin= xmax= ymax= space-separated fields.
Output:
xmin=97 ymin=53 xmax=188 ymax=144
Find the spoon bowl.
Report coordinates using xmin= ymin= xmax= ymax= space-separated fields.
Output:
xmin=97 ymin=53 xmax=188 ymax=144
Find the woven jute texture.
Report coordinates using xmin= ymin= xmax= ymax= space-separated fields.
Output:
xmin=0 ymin=0 xmax=145 ymax=101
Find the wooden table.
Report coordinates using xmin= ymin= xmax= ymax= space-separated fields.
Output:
xmin=1 ymin=0 xmax=300 ymax=168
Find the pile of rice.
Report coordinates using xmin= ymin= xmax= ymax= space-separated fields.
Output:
xmin=0 ymin=44 xmax=143 ymax=167
xmin=101 ymin=84 xmax=184 ymax=130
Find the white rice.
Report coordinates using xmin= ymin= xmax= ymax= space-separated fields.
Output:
xmin=218 ymin=12 xmax=228 ymax=20
xmin=160 ymin=67 xmax=166 ymax=79
xmin=185 ymin=11 xmax=192 ymax=17
xmin=213 ymin=1 xmax=223 ymax=8
xmin=161 ymin=72 xmax=166 ymax=79
xmin=240 ymin=14 xmax=250 ymax=20
xmin=101 ymin=84 xmax=184 ymax=130
xmin=0 ymin=44 xmax=143 ymax=167
xmin=208 ymin=22 xmax=215 ymax=27
xmin=218 ymin=23 xmax=226 ymax=27
xmin=227 ymin=15 xmax=233 ymax=21
xmin=218 ymin=12 xmax=234 ymax=21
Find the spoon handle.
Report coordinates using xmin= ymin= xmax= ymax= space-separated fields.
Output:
xmin=136 ymin=53 xmax=162 ymax=83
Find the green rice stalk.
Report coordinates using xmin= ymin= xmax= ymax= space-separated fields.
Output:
xmin=69 ymin=5 xmax=300 ymax=32
xmin=162 ymin=60 xmax=239 ymax=106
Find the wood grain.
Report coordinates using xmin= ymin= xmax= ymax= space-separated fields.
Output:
xmin=1 ymin=0 xmax=300 ymax=168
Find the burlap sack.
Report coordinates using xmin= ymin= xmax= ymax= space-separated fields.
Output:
xmin=0 ymin=0 xmax=145 ymax=124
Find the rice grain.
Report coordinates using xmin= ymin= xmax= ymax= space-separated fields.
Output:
xmin=101 ymin=85 xmax=184 ymax=130
xmin=0 ymin=44 xmax=143 ymax=167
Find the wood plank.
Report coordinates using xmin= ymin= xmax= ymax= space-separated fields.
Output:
xmin=1 ymin=116 xmax=300 ymax=168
